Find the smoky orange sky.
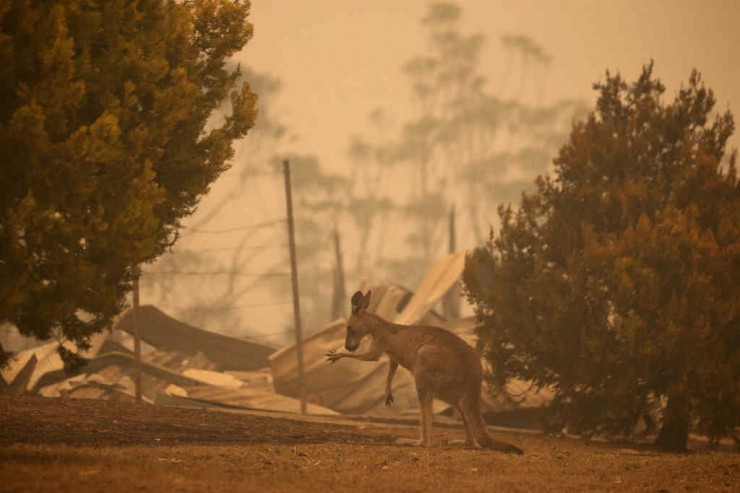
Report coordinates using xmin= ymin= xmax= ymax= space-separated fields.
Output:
xmin=239 ymin=0 xmax=740 ymax=169
xmin=143 ymin=0 xmax=740 ymax=342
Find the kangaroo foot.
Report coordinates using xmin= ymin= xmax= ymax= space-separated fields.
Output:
xmin=394 ymin=437 xmax=428 ymax=447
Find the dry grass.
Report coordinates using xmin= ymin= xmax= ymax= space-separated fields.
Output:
xmin=0 ymin=396 xmax=737 ymax=492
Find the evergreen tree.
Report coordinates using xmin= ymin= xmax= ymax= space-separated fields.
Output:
xmin=0 ymin=0 xmax=256 ymax=367
xmin=463 ymin=63 xmax=738 ymax=451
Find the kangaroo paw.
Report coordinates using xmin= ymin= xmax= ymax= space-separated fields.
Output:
xmin=325 ymin=350 xmax=342 ymax=364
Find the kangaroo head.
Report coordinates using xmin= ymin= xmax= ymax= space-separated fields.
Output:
xmin=345 ymin=290 xmax=372 ymax=352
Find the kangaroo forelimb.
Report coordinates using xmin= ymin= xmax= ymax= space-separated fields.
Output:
xmin=325 ymin=346 xmax=382 ymax=364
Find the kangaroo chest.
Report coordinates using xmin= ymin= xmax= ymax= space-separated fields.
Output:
xmin=374 ymin=332 xmax=423 ymax=372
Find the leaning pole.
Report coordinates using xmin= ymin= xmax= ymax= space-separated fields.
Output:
xmin=283 ymin=159 xmax=307 ymax=415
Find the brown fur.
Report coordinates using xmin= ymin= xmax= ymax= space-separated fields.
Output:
xmin=326 ymin=290 xmax=523 ymax=454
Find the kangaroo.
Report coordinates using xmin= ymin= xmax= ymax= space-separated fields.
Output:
xmin=326 ymin=290 xmax=523 ymax=454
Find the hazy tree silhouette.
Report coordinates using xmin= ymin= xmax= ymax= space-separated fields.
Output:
xmin=347 ymin=2 xmax=586 ymax=289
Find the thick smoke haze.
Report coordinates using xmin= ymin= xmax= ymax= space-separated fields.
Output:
xmin=139 ymin=0 xmax=740 ymax=344
xmin=242 ymin=0 xmax=739 ymax=169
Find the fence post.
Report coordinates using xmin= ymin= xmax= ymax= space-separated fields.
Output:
xmin=331 ymin=227 xmax=346 ymax=320
xmin=132 ymin=267 xmax=143 ymax=403
xmin=442 ymin=204 xmax=460 ymax=319
xmin=283 ymin=160 xmax=307 ymax=415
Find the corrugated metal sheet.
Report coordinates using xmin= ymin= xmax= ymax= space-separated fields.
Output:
xmin=355 ymin=283 xmax=412 ymax=320
xmin=116 ymin=305 xmax=277 ymax=371
xmin=180 ymin=384 xmax=338 ymax=415
xmin=1 ymin=331 xmax=106 ymax=392
xmin=34 ymin=351 xmax=205 ymax=398
xmin=143 ymin=348 xmax=216 ymax=372
xmin=394 ymin=252 xmax=466 ymax=325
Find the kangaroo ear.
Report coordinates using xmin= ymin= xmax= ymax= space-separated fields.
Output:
xmin=351 ymin=290 xmax=364 ymax=313
xmin=362 ymin=290 xmax=372 ymax=311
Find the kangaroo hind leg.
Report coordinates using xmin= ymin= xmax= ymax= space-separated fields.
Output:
xmin=395 ymin=386 xmax=433 ymax=447
xmin=442 ymin=400 xmax=477 ymax=448
xmin=457 ymin=401 xmax=478 ymax=447
xmin=395 ymin=346 xmax=440 ymax=448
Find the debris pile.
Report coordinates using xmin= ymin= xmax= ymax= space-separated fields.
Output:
xmin=1 ymin=253 xmax=551 ymax=427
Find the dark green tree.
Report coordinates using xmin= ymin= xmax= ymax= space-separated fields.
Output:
xmin=0 ymin=0 xmax=257 ymax=367
xmin=463 ymin=63 xmax=739 ymax=451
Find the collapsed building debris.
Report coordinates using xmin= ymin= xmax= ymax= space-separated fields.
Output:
xmin=1 ymin=254 xmax=552 ymax=428
xmin=1 ymin=332 xmax=107 ymax=395
xmin=116 ymin=305 xmax=277 ymax=371
xmin=1 ymin=306 xmax=336 ymax=415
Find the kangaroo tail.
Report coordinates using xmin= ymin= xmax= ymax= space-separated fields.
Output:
xmin=463 ymin=397 xmax=524 ymax=455
xmin=474 ymin=428 xmax=524 ymax=455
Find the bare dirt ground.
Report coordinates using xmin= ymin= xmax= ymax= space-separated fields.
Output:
xmin=0 ymin=396 xmax=737 ymax=492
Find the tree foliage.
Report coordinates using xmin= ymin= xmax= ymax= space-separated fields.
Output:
xmin=0 ymin=0 xmax=256 ymax=367
xmin=463 ymin=63 xmax=739 ymax=451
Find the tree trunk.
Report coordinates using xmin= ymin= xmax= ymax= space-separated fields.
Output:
xmin=655 ymin=393 xmax=690 ymax=452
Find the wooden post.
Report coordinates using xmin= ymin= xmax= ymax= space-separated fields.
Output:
xmin=132 ymin=268 xmax=143 ymax=403
xmin=448 ymin=203 xmax=456 ymax=254
xmin=283 ymin=160 xmax=307 ymax=415
xmin=442 ymin=204 xmax=460 ymax=319
xmin=330 ymin=227 xmax=346 ymax=320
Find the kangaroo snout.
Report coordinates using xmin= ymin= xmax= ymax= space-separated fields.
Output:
xmin=345 ymin=341 xmax=359 ymax=352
